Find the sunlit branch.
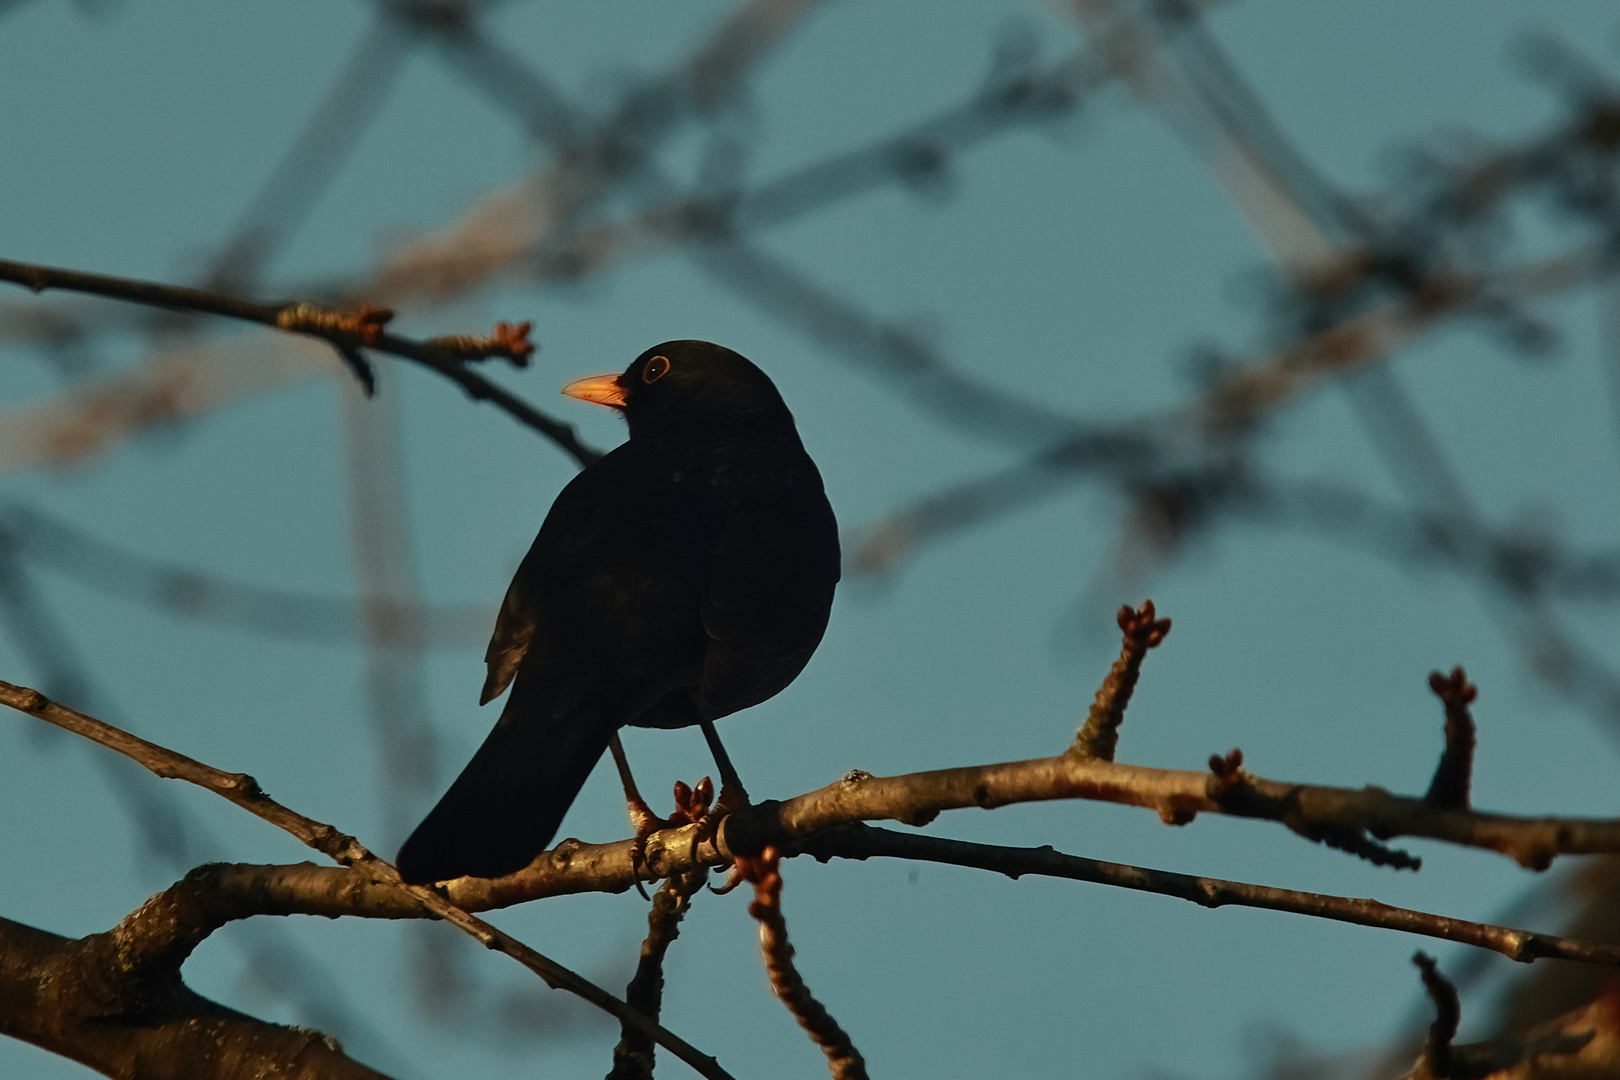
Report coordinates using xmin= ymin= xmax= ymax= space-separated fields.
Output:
xmin=735 ymin=849 xmax=868 ymax=1080
xmin=0 ymin=680 xmax=733 ymax=1080
xmin=77 ymin=817 xmax=1620 ymax=976
xmin=0 ymin=545 xmax=406 ymax=1063
xmin=0 ymin=912 xmax=395 ymax=1080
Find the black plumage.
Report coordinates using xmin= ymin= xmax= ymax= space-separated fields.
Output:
xmin=395 ymin=340 xmax=839 ymax=884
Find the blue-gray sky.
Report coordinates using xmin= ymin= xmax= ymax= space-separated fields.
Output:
xmin=3 ymin=1 xmax=1620 ymax=1077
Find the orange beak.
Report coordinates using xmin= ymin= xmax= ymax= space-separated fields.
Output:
xmin=561 ymin=373 xmax=628 ymax=410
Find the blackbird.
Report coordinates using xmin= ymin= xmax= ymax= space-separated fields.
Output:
xmin=395 ymin=340 xmax=840 ymax=884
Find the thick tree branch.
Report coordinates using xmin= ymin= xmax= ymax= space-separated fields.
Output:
xmin=10 ymin=666 xmax=1620 ymax=953
xmin=157 ymin=812 xmax=1620 ymax=971
xmin=0 ymin=680 xmax=731 ymax=1080
xmin=0 ymin=915 xmax=391 ymax=1080
xmin=724 ymin=750 xmax=1620 ymax=873
xmin=0 ymin=257 xmax=603 ymax=468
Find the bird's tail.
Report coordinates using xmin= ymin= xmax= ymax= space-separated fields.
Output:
xmin=395 ymin=678 xmax=616 ymax=884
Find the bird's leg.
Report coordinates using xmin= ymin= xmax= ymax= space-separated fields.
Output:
xmin=699 ymin=720 xmax=750 ymax=814
xmin=609 ymin=734 xmax=665 ymax=837
xmin=612 ymin=735 xmax=720 ymax=896
xmin=696 ymin=721 xmax=750 ymax=888
xmin=610 ymin=734 xmax=667 ymax=898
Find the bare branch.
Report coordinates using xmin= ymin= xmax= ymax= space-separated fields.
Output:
xmin=1070 ymin=600 xmax=1172 ymax=760
xmin=608 ymin=870 xmax=706 ymax=1080
xmin=0 ymin=681 xmax=733 ymax=1080
xmin=1426 ymin=668 xmax=1479 ymax=810
xmin=1413 ymin=952 xmax=1461 ymax=1079
xmin=0 ymin=544 xmax=405 ymax=1063
xmin=1400 ymin=951 xmax=1610 ymax=1080
xmin=0 ymin=914 xmax=394 ymax=1080
xmin=720 ymin=750 xmax=1620 ymax=873
xmin=801 ymin=826 xmax=1620 ymax=968
xmin=0 ymin=257 xmax=603 ymax=468
xmin=100 ymin=821 xmax=1620 ymax=978
xmin=735 ymin=848 xmax=867 ymax=1080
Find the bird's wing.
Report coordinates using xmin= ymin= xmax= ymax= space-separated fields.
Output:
xmin=481 ymin=574 xmax=536 ymax=705
xmin=479 ymin=448 xmax=638 ymax=706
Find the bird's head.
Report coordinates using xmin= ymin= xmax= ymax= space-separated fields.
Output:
xmin=561 ymin=340 xmax=794 ymax=442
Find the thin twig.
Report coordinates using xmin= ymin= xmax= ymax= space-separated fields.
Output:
xmin=736 ymin=848 xmax=867 ymax=1080
xmin=0 ymin=680 xmax=732 ymax=1080
xmin=1070 ymin=600 xmax=1171 ymax=760
xmin=609 ymin=869 xmax=707 ymax=1080
xmin=1425 ymin=668 xmax=1478 ymax=809
xmin=1413 ymin=952 xmax=1460 ymax=1079
xmin=0 ymin=257 xmax=602 ymax=468
xmin=0 ymin=544 xmax=408 ymax=1068
xmin=804 ymin=825 xmax=1620 ymax=967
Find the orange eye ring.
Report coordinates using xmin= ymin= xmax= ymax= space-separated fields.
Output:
xmin=642 ymin=355 xmax=671 ymax=383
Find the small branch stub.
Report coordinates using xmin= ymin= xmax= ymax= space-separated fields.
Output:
xmin=1205 ymin=747 xmax=1423 ymax=871
xmin=274 ymin=302 xmax=393 ymax=346
xmin=425 ymin=320 xmax=536 ymax=366
xmin=1424 ymin=666 xmax=1478 ymax=810
xmin=1071 ymin=600 xmax=1171 ymax=761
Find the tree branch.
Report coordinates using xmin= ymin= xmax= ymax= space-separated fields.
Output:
xmin=0 ymin=256 xmax=603 ymax=468
xmin=74 ymin=815 xmax=1620 ymax=1001
xmin=1400 ymin=950 xmax=1612 ymax=1080
xmin=734 ymin=849 xmax=867 ymax=1080
xmin=1426 ymin=667 xmax=1479 ymax=809
xmin=0 ymin=680 xmax=731 ymax=1080
xmin=10 ymin=596 xmax=1620 ymax=1075
xmin=1070 ymin=600 xmax=1172 ymax=760
xmin=9 ymin=663 xmax=1620 ymax=954
xmin=0 ymin=914 xmax=392 ymax=1080
xmin=608 ymin=869 xmax=706 ymax=1080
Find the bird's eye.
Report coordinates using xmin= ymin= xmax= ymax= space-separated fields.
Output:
xmin=642 ymin=355 xmax=671 ymax=383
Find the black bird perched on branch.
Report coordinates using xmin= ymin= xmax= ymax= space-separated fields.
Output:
xmin=396 ymin=341 xmax=840 ymax=884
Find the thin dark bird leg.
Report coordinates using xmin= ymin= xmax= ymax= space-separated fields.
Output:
xmin=609 ymin=734 xmax=659 ymax=898
xmin=609 ymin=734 xmax=665 ymax=835
xmin=696 ymin=721 xmax=751 ymax=892
xmin=700 ymin=720 xmax=750 ymax=812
